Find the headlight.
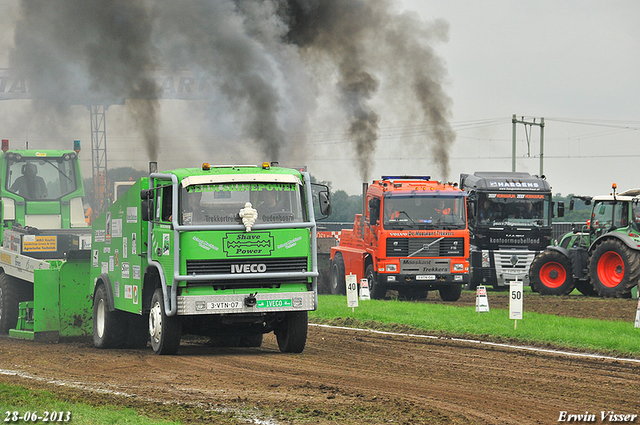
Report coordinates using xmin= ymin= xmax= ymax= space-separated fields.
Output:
xmin=453 ymin=263 xmax=464 ymax=272
xmin=387 ymin=275 xmax=397 ymax=282
xmin=386 ymin=264 xmax=397 ymax=272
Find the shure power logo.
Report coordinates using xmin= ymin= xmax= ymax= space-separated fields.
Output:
xmin=231 ymin=264 xmax=267 ymax=273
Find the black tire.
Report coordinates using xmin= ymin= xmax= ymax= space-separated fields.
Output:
xmin=124 ymin=312 xmax=150 ymax=349
xmin=366 ymin=263 xmax=386 ymax=300
xmin=529 ymin=250 xmax=575 ymax=296
xmin=275 ymin=311 xmax=308 ymax=353
xmin=0 ymin=273 xmax=30 ymax=334
xmin=574 ymin=279 xmax=599 ymax=296
xmin=149 ymin=288 xmax=181 ymax=355
xmin=398 ymin=288 xmax=428 ymax=301
xmin=93 ymin=284 xmax=126 ymax=349
xmin=239 ymin=332 xmax=264 ymax=347
xmin=208 ymin=334 xmax=242 ymax=347
xmin=588 ymin=239 xmax=640 ymax=298
xmin=439 ymin=284 xmax=462 ymax=302
xmin=329 ymin=253 xmax=346 ymax=295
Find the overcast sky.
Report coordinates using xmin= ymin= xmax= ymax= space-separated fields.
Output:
xmin=0 ymin=1 xmax=639 ymax=198
xmin=397 ymin=0 xmax=640 ymax=197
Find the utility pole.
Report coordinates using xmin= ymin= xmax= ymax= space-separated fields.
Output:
xmin=512 ymin=115 xmax=545 ymax=175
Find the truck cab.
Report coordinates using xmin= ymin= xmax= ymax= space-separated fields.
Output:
xmin=331 ymin=176 xmax=469 ymax=301
xmin=90 ymin=162 xmax=331 ymax=354
xmin=461 ymin=171 xmax=563 ymax=289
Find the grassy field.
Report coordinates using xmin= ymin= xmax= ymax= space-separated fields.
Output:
xmin=0 ymin=383 xmax=180 ymax=425
xmin=310 ymin=294 xmax=640 ymax=358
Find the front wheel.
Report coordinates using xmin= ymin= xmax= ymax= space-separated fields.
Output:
xmin=366 ymin=263 xmax=386 ymax=300
xmin=275 ymin=311 xmax=308 ymax=353
xmin=149 ymin=288 xmax=181 ymax=355
xmin=588 ymin=239 xmax=640 ymax=298
xmin=439 ymin=284 xmax=462 ymax=302
xmin=529 ymin=251 xmax=575 ymax=296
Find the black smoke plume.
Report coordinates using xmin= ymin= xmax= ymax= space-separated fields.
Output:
xmin=8 ymin=0 xmax=455 ymax=181
xmin=10 ymin=0 xmax=160 ymax=159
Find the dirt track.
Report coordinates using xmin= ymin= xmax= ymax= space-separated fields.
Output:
xmin=1 ymin=293 xmax=640 ymax=424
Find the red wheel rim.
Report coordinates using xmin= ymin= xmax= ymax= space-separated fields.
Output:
xmin=597 ymin=251 xmax=624 ymax=288
xmin=539 ymin=262 xmax=566 ymax=288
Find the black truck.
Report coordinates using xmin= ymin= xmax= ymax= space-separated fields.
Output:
xmin=460 ymin=171 xmax=563 ymax=289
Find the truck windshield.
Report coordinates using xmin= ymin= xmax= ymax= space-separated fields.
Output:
xmin=477 ymin=193 xmax=550 ymax=226
xmin=180 ymin=182 xmax=304 ymax=226
xmin=382 ymin=195 xmax=466 ymax=229
xmin=5 ymin=157 xmax=78 ymax=201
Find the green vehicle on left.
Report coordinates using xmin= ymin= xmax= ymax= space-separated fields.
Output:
xmin=0 ymin=140 xmax=92 ymax=340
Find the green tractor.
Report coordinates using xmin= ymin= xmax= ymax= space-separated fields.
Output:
xmin=530 ymin=184 xmax=640 ymax=297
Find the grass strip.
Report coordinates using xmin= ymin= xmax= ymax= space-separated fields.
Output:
xmin=0 ymin=382 xmax=181 ymax=425
xmin=311 ymin=295 xmax=640 ymax=358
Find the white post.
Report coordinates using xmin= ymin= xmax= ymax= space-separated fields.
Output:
xmin=509 ymin=281 xmax=523 ymax=329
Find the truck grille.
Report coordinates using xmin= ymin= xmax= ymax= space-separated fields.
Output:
xmin=386 ymin=237 xmax=465 ymax=257
xmin=185 ymin=257 xmax=309 ymax=287
xmin=493 ymin=250 xmax=537 ymax=282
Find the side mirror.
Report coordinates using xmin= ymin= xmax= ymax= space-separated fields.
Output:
xmin=557 ymin=202 xmax=565 ymax=218
xmin=141 ymin=199 xmax=154 ymax=222
xmin=311 ymin=183 xmax=332 ymax=219
xmin=467 ymin=200 xmax=475 ymax=220
xmin=369 ymin=198 xmax=381 ymax=226
xmin=319 ymin=191 xmax=332 ymax=217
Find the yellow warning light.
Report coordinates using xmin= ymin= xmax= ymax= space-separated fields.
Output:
xmin=612 ymin=183 xmax=617 ymax=189
xmin=202 ymin=163 xmax=211 ymax=171
xmin=262 ymin=162 xmax=270 ymax=169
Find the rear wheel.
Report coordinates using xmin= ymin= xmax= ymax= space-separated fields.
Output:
xmin=588 ymin=239 xmax=640 ymax=298
xmin=124 ymin=312 xmax=150 ymax=349
xmin=529 ymin=251 xmax=575 ymax=296
xmin=329 ymin=253 xmax=346 ymax=295
xmin=149 ymin=288 xmax=181 ymax=355
xmin=366 ymin=263 xmax=386 ymax=300
xmin=439 ymin=284 xmax=462 ymax=301
xmin=240 ymin=332 xmax=264 ymax=348
xmin=398 ymin=288 xmax=428 ymax=301
xmin=93 ymin=284 xmax=126 ymax=348
xmin=275 ymin=311 xmax=308 ymax=353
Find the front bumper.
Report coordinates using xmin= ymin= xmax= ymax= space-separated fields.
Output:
xmin=378 ymin=272 xmax=468 ymax=288
xmin=177 ymin=290 xmax=316 ymax=315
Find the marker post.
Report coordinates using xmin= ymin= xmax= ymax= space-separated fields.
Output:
xmin=509 ymin=281 xmax=523 ymax=329
xmin=475 ymin=286 xmax=490 ymax=312
xmin=346 ymin=274 xmax=358 ymax=312
xmin=359 ymin=278 xmax=371 ymax=300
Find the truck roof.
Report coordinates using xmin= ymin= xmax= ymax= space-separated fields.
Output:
xmin=459 ymin=171 xmax=551 ymax=192
xmin=164 ymin=163 xmax=304 ymax=185
xmin=591 ymin=194 xmax=640 ymax=203
xmin=370 ymin=177 xmax=464 ymax=196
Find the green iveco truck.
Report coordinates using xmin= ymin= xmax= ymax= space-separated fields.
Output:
xmin=90 ymin=161 xmax=330 ymax=354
